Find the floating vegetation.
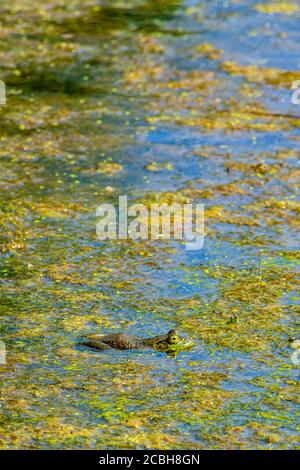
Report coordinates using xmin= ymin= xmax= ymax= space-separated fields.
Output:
xmin=254 ymin=2 xmax=299 ymax=15
xmin=0 ymin=0 xmax=299 ymax=451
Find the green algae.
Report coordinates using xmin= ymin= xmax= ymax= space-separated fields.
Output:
xmin=0 ymin=0 xmax=299 ymax=451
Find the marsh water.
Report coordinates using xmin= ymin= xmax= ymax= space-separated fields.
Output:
xmin=0 ymin=0 xmax=299 ymax=449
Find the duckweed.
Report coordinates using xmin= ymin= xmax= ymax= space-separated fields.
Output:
xmin=0 ymin=0 xmax=299 ymax=450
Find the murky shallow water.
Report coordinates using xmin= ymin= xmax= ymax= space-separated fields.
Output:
xmin=0 ymin=0 xmax=299 ymax=449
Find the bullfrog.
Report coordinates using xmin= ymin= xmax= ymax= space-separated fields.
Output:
xmin=80 ymin=329 xmax=192 ymax=353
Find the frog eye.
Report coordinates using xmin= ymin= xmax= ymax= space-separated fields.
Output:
xmin=169 ymin=333 xmax=179 ymax=344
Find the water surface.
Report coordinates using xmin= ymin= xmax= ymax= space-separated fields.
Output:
xmin=0 ymin=0 xmax=299 ymax=449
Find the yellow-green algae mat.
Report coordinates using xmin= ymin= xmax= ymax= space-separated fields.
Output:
xmin=0 ymin=0 xmax=300 ymax=450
